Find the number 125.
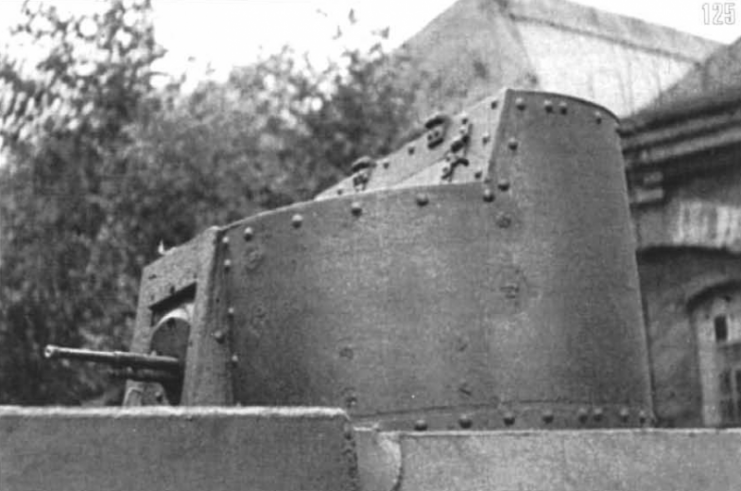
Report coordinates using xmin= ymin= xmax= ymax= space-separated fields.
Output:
xmin=703 ymin=3 xmax=736 ymax=25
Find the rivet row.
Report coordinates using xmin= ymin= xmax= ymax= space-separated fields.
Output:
xmin=407 ymin=407 xmax=643 ymax=431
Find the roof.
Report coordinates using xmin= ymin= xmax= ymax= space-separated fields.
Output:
xmin=398 ymin=0 xmax=721 ymax=118
xmin=639 ymin=37 xmax=741 ymax=113
xmin=622 ymin=39 xmax=741 ymax=174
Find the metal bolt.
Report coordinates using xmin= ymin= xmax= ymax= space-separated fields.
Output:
xmin=498 ymin=179 xmax=510 ymax=191
xmin=351 ymin=155 xmax=375 ymax=173
xmin=542 ymin=410 xmax=554 ymax=424
xmin=482 ymin=133 xmax=491 ymax=145
xmin=543 ymin=99 xmax=553 ymax=112
xmin=223 ymin=259 xmax=232 ymax=271
xmin=577 ymin=407 xmax=588 ymax=423
xmin=482 ymin=188 xmax=494 ymax=202
xmin=222 ymin=236 xmax=230 ymax=246
xmin=593 ymin=407 xmax=604 ymax=422
xmin=213 ymin=330 xmax=226 ymax=343
xmin=416 ymin=193 xmax=429 ymax=206
xmin=414 ymin=419 xmax=428 ymax=431
xmin=515 ymin=97 xmax=526 ymax=110
xmin=490 ymin=99 xmax=498 ymax=109
xmin=503 ymin=411 xmax=515 ymax=426
xmin=243 ymin=227 xmax=254 ymax=241
xmin=291 ymin=214 xmax=303 ymax=228
xmin=351 ymin=201 xmax=362 ymax=216
xmin=343 ymin=426 xmax=354 ymax=440
xmin=559 ymin=101 xmax=568 ymax=114
xmin=619 ymin=407 xmax=630 ymax=423
xmin=407 ymin=144 xmax=415 ymax=155
xmin=458 ymin=414 xmax=473 ymax=429
xmin=507 ymin=138 xmax=518 ymax=150
xmin=594 ymin=111 xmax=602 ymax=124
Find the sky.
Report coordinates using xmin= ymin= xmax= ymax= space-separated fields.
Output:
xmin=0 ymin=0 xmax=740 ymax=82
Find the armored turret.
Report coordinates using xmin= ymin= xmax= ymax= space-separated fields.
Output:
xmin=50 ymin=88 xmax=652 ymax=429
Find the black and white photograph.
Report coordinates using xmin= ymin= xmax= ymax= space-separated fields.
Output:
xmin=0 ymin=0 xmax=740 ymax=489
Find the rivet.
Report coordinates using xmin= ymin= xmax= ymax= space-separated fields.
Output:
xmin=503 ymin=411 xmax=515 ymax=426
xmin=222 ymin=236 xmax=230 ymax=246
xmin=223 ymin=259 xmax=232 ymax=270
xmin=507 ymin=138 xmax=518 ymax=150
xmin=213 ymin=330 xmax=226 ymax=343
xmin=416 ymin=193 xmax=429 ymax=206
xmin=243 ymin=227 xmax=254 ymax=241
xmin=291 ymin=214 xmax=303 ymax=228
xmin=594 ymin=111 xmax=602 ymax=124
xmin=382 ymin=159 xmax=390 ymax=169
xmin=343 ymin=426 xmax=354 ymax=440
xmin=414 ymin=419 xmax=428 ymax=431
xmin=230 ymin=354 xmax=239 ymax=366
xmin=593 ymin=407 xmax=604 ymax=422
xmin=542 ymin=410 xmax=554 ymax=424
xmin=543 ymin=99 xmax=553 ymax=112
xmin=458 ymin=414 xmax=473 ymax=429
xmin=490 ymin=99 xmax=498 ymax=109
xmin=350 ymin=201 xmax=362 ymax=216
xmin=515 ymin=97 xmax=526 ymax=110
xmin=482 ymin=133 xmax=491 ymax=145
xmin=559 ymin=101 xmax=568 ymax=114
xmin=638 ymin=410 xmax=648 ymax=425
xmin=577 ymin=407 xmax=588 ymax=423
xmin=336 ymin=189 xmax=344 ymax=195
xmin=619 ymin=407 xmax=630 ymax=422
xmin=227 ymin=307 xmax=235 ymax=317
xmin=407 ymin=144 xmax=415 ymax=155
xmin=345 ymin=394 xmax=358 ymax=409
xmin=497 ymin=179 xmax=510 ymax=191
xmin=482 ymin=188 xmax=494 ymax=202
xmin=474 ymin=169 xmax=483 ymax=179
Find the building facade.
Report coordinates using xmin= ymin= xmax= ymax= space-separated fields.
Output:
xmin=623 ymin=38 xmax=741 ymax=427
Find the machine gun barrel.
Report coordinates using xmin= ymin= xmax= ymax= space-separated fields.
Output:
xmin=44 ymin=345 xmax=183 ymax=374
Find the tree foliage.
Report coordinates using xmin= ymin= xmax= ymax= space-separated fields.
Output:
xmin=0 ymin=1 xmax=417 ymax=404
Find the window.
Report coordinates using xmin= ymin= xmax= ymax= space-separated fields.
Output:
xmin=715 ymin=315 xmax=729 ymax=342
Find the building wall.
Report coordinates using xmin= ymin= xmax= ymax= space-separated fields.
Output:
xmin=398 ymin=0 xmax=719 ymax=119
xmin=634 ymin=157 xmax=741 ymax=427
xmin=516 ymin=23 xmax=699 ymax=116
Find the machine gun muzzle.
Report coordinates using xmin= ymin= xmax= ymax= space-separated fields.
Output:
xmin=44 ymin=345 xmax=183 ymax=383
